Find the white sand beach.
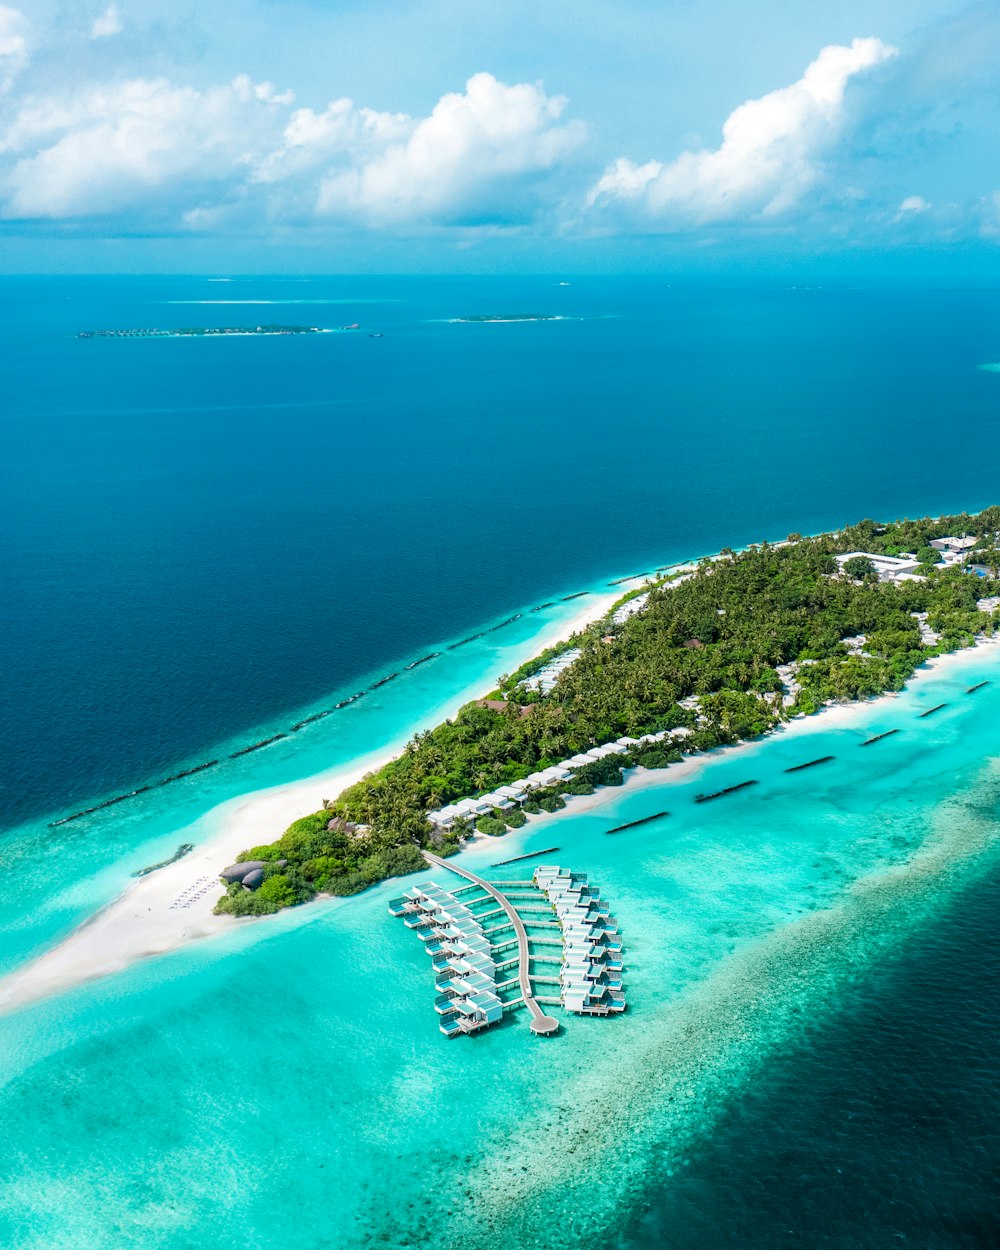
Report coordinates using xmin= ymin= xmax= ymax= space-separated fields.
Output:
xmin=3 ymin=593 xmax=997 ymax=1015
xmin=0 ymin=588 xmax=625 ymax=1013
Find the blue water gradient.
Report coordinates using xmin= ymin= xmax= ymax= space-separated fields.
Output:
xmin=3 ymin=275 xmax=1000 ymax=830
xmin=4 ymin=276 xmax=1000 ymax=1248
xmin=2 ymin=645 xmax=1000 ymax=1249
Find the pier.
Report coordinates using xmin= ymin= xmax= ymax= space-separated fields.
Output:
xmin=421 ymin=852 xmax=560 ymax=1035
xmin=390 ymin=855 xmax=626 ymax=1038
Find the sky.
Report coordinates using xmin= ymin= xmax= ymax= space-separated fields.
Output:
xmin=3 ymin=0 xmax=1000 ymax=275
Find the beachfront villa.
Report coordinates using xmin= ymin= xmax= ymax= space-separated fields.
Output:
xmin=425 ymin=730 xmax=683 ymax=831
xmin=388 ymin=863 xmax=626 ymax=1037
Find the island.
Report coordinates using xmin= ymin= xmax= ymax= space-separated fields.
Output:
xmin=216 ymin=508 xmax=1000 ymax=918
xmin=77 ymin=325 xmax=327 ymax=339
xmin=455 ymin=313 xmax=566 ymax=323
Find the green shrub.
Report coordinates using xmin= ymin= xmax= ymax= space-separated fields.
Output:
xmin=505 ymin=808 xmax=527 ymax=828
xmin=539 ymin=795 xmax=566 ymax=813
xmin=237 ymin=844 xmax=283 ymax=862
xmin=257 ymin=874 xmax=297 ymax=908
xmin=562 ymin=780 xmax=595 ymax=796
xmin=475 ymin=816 xmax=509 ymax=837
xmin=572 ymin=757 xmax=625 ymax=787
xmin=637 ymin=750 xmax=670 ymax=768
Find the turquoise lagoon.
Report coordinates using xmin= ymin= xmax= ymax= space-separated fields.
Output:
xmin=2 ymin=636 xmax=1000 ymax=1249
xmin=5 ymin=276 xmax=1000 ymax=1247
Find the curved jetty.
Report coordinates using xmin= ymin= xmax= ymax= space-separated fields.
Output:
xmin=967 ymin=681 xmax=990 ymax=694
xmin=390 ymin=854 xmax=625 ymax=1037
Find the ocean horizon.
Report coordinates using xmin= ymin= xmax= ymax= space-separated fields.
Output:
xmin=3 ymin=275 xmax=1000 ymax=1248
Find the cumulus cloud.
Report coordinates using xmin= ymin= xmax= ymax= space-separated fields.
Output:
xmin=588 ymin=37 xmax=897 ymax=225
xmin=90 ymin=4 xmax=122 ymax=39
xmin=0 ymin=70 xmax=584 ymax=227
xmin=312 ymin=73 xmax=586 ymax=224
xmin=1 ymin=77 xmax=291 ymax=218
xmin=0 ymin=6 xmax=27 ymax=93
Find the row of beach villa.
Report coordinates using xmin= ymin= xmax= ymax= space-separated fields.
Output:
xmin=388 ymin=863 xmax=626 ymax=1037
xmin=427 ymin=728 xmax=692 ymax=831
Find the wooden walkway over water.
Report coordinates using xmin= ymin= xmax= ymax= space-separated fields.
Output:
xmin=421 ymin=851 xmax=560 ymax=1036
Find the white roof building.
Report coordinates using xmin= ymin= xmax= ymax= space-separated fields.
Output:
xmin=931 ymin=536 xmax=977 ymax=554
xmin=834 ymin=551 xmax=922 ymax=582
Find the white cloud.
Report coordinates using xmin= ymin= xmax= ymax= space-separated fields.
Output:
xmin=1 ymin=77 xmax=291 ymax=218
xmin=588 ymin=37 xmax=897 ymax=225
xmin=897 ymin=194 xmax=931 ymax=215
xmin=90 ymin=4 xmax=122 ymax=39
xmin=0 ymin=70 xmax=584 ymax=227
xmin=313 ymin=73 xmax=586 ymax=223
xmin=0 ymin=6 xmax=27 ymax=93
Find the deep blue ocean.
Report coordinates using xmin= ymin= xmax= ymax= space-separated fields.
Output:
xmin=2 ymin=275 xmax=1000 ymax=1249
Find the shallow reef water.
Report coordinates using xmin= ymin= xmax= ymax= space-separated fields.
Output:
xmin=3 ymin=648 xmax=1000 ymax=1249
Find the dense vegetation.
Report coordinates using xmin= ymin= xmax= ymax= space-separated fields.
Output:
xmin=216 ymin=508 xmax=1000 ymax=916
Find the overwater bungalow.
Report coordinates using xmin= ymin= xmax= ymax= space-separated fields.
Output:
xmin=533 ymin=864 xmax=627 ymax=1016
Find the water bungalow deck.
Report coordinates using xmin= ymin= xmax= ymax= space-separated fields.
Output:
xmin=390 ymin=854 xmax=626 ymax=1037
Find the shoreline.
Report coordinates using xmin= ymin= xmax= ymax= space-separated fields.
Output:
xmin=499 ymin=637 xmax=1000 ymax=838
xmin=0 ymin=588 xmax=623 ymax=1013
xmin=3 ymin=584 xmax=997 ymax=1015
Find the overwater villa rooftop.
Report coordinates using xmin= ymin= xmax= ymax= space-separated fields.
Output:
xmin=389 ymin=856 xmax=626 ymax=1037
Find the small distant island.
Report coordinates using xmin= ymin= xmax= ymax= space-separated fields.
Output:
xmin=455 ymin=313 xmax=566 ymax=323
xmin=78 ymin=325 xmax=327 ymax=339
xmin=216 ymin=508 xmax=1000 ymax=918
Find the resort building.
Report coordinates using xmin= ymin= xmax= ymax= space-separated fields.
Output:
xmin=525 ymin=649 xmax=581 ymax=694
xmin=611 ymin=593 xmax=649 ymax=625
xmin=834 ymin=552 xmax=922 ymax=582
xmin=533 ymin=865 xmax=626 ymax=1016
xmin=423 ymin=728 xmax=687 ymax=832
xmin=930 ymin=536 xmax=978 ymax=555
xmin=388 ymin=882 xmax=504 ymax=1036
xmin=389 ymin=862 xmax=626 ymax=1035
